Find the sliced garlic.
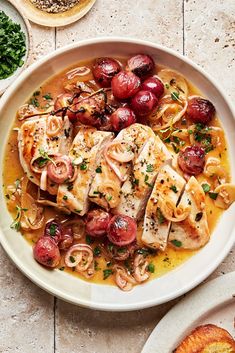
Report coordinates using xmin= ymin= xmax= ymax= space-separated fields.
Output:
xmin=214 ymin=183 xmax=235 ymax=209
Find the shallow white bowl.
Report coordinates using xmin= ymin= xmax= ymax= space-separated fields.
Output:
xmin=0 ymin=38 xmax=235 ymax=311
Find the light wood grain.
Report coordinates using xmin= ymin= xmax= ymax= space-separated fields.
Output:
xmin=0 ymin=1 xmax=234 ymax=352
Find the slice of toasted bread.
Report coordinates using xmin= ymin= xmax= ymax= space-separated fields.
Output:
xmin=175 ymin=324 xmax=235 ymax=353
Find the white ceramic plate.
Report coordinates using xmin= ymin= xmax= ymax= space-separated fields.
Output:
xmin=0 ymin=38 xmax=235 ymax=311
xmin=0 ymin=0 xmax=32 ymax=95
xmin=17 ymin=0 xmax=96 ymax=27
xmin=141 ymin=271 xmax=235 ymax=353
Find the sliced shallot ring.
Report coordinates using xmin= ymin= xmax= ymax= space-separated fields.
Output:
xmin=158 ymin=69 xmax=188 ymax=99
xmin=106 ymin=140 xmax=135 ymax=163
xmin=66 ymin=66 xmax=91 ymax=79
xmin=64 ymin=244 xmax=93 ymax=271
xmin=46 ymin=115 xmax=63 ymax=137
xmin=214 ymin=183 xmax=235 ymax=209
xmin=113 ymin=265 xmax=136 ymax=291
xmin=158 ymin=198 xmax=190 ymax=222
xmin=40 ymin=170 xmax=47 ymax=191
xmin=133 ymin=254 xmax=150 ymax=283
xmin=47 ymin=155 xmax=73 ymax=184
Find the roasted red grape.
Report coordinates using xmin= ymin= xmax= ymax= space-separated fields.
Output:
xmin=92 ymin=57 xmax=121 ymax=87
xmin=127 ymin=54 xmax=154 ymax=78
xmin=54 ymin=93 xmax=77 ymax=121
xmin=187 ymin=97 xmax=215 ymax=124
xmin=111 ymin=71 xmax=141 ymax=100
xmin=131 ymin=90 xmax=157 ymax=116
xmin=110 ymin=107 xmax=136 ymax=131
xmin=178 ymin=145 xmax=205 ymax=175
xmin=75 ymin=94 xmax=106 ymax=126
xmin=33 ymin=237 xmax=61 ymax=268
xmin=141 ymin=76 xmax=164 ymax=98
xmin=86 ymin=209 xmax=112 ymax=237
xmin=107 ymin=215 xmax=137 ymax=246
xmin=44 ymin=220 xmax=62 ymax=244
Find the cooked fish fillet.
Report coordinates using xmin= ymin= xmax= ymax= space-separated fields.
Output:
xmin=18 ymin=115 xmax=73 ymax=194
xmin=89 ymin=123 xmax=154 ymax=210
xmin=175 ymin=324 xmax=235 ymax=353
xmin=114 ymin=135 xmax=172 ymax=220
xmin=57 ymin=127 xmax=114 ymax=216
xmin=142 ymin=164 xmax=186 ymax=250
xmin=169 ymin=176 xmax=210 ymax=250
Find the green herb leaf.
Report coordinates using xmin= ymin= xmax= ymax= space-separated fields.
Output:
xmin=170 ymin=185 xmax=178 ymax=193
xmin=147 ymin=263 xmax=155 ymax=273
xmin=171 ymin=239 xmax=182 ymax=247
xmin=69 ymin=256 xmax=75 ymax=263
xmin=157 ymin=207 xmax=165 ymax=224
xmin=146 ymin=164 xmax=154 ymax=173
xmin=95 ymin=166 xmax=102 ymax=173
xmin=171 ymin=92 xmax=180 ymax=101
xmin=49 ymin=223 xmax=56 ymax=236
xmin=93 ymin=246 xmax=101 ymax=257
xmin=63 ymin=195 xmax=68 ymax=201
xmin=85 ymin=235 xmax=94 ymax=245
xmin=202 ymin=183 xmax=211 ymax=193
xmin=103 ymin=269 xmax=113 ymax=280
xmin=209 ymin=192 xmax=218 ymax=200
xmin=43 ymin=93 xmax=52 ymax=100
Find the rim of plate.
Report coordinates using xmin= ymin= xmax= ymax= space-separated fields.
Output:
xmin=0 ymin=37 xmax=235 ymax=311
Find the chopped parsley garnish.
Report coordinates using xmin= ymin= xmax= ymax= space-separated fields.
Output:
xmin=171 ymin=239 xmax=182 ymax=247
xmin=85 ymin=235 xmax=94 ymax=245
xmin=80 ymin=162 xmax=87 ymax=170
xmin=146 ymin=164 xmax=154 ymax=173
xmin=103 ymin=269 xmax=113 ymax=280
xmin=38 ymin=148 xmax=55 ymax=166
xmin=63 ymin=195 xmax=68 ymax=201
xmin=157 ymin=207 xmax=165 ymax=224
xmin=49 ymin=223 xmax=56 ymax=236
xmin=171 ymin=91 xmax=180 ymax=101
xmin=95 ymin=166 xmax=102 ymax=173
xmin=67 ymin=184 xmax=73 ymax=191
xmin=94 ymin=260 xmax=101 ymax=271
xmin=43 ymin=93 xmax=52 ymax=100
xmin=147 ymin=263 xmax=155 ymax=273
xmin=165 ymin=83 xmax=170 ymax=89
xmin=202 ymin=183 xmax=211 ymax=193
xmin=144 ymin=175 xmax=153 ymax=188
xmin=107 ymin=195 xmax=113 ymax=202
xmin=69 ymin=256 xmax=75 ymax=263
xmin=170 ymin=185 xmax=178 ymax=193
xmin=29 ymin=97 xmax=40 ymax=107
xmin=59 ymin=267 xmax=65 ymax=271
xmin=0 ymin=11 xmax=26 ymax=79
xmin=209 ymin=192 xmax=218 ymax=200
xmin=93 ymin=246 xmax=101 ymax=257
xmin=195 ymin=212 xmax=203 ymax=222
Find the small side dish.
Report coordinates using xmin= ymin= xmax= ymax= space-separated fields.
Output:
xmin=3 ymin=53 xmax=235 ymax=291
xmin=30 ymin=0 xmax=80 ymax=13
xmin=174 ymin=324 xmax=235 ymax=352
xmin=0 ymin=11 xmax=26 ymax=79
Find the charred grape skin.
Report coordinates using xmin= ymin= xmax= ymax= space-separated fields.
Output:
xmin=178 ymin=145 xmax=205 ymax=176
xmin=92 ymin=57 xmax=121 ymax=88
xmin=86 ymin=209 xmax=112 ymax=237
xmin=187 ymin=97 xmax=216 ymax=124
xmin=54 ymin=93 xmax=77 ymax=121
xmin=33 ymin=237 xmax=61 ymax=268
xmin=107 ymin=215 xmax=137 ymax=246
xmin=111 ymin=71 xmax=141 ymax=100
xmin=127 ymin=54 xmax=154 ymax=78
xmin=110 ymin=107 xmax=136 ymax=131
xmin=75 ymin=94 xmax=106 ymax=127
xmin=131 ymin=90 xmax=158 ymax=116
xmin=44 ymin=220 xmax=62 ymax=244
xmin=141 ymin=76 xmax=164 ymax=99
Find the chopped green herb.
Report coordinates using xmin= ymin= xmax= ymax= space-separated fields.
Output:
xmin=43 ymin=93 xmax=52 ymax=100
xmin=63 ymin=195 xmax=68 ymax=201
xmin=0 ymin=11 xmax=26 ymax=79
xmin=67 ymin=184 xmax=73 ymax=191
xmin=69 ymin=256 xmax=75 ymax=263
xmin=209 ymin=192 xmax=218 ymax=200
xmin=29 ymin=97 xmax=40 ymax=107
xmin=170 ymin=185 xmax=178 ymax=193
xmin=133 ymin=178 xmax=139 ymax=186
xmin=188 ymin=129 xmax=193 ymax=135
xmin=59 ymin=267 xmax=65 ymax=271
xmin=147 ymin=263 xmax=155 ymax=273
xmin=146 ymin=164 xmax=154 ymax=173
xmin=85 ymin=235 xmax=94 ymax=245
xmin=157 ymin=207 xmax=165 ymax=224
xmin=94 ymin=260 xmax=101 ymax=271
xmin=33 ymin=90 xmax=40 ymax=97
xmin=93 ymin=246 xmax=101 ymax=256
xmin=171 ymin=239 xmax=182 ymax=247
xmin=103 ymin=269 xmax=113 ymax=280
xmin=195 ymin=212 xmax=203 ymax=222
xmin=10 ymin=205 xmax=27 ymax=231
xmin=165 ymin=83 xmax=170 ymax=89
xmin=107 ymin=195 xmax=113 ymax=202
xmin=144 ymin=175 xmax=153 ymax=188
xmin=95 ymin=166 xmax=102 ymax=173
xmin=38 ymin=148 xmax=55 ymax=166
xmin=202 ymin=183 xmax=211 ymax=193
xmin=171 ymin=92 xmax=180 ymax=101
xmin=74 ymin=209 xmax=81 ymax=213
xmin=49 ymin=223 xmax=56 ymax=236
xmin=117 ymin=247 xmax=127 ymax=254
xmin=172 ymin=143 xmax=180 ymax=153
xmin=80 ymin=162 xmax=87 ymax=170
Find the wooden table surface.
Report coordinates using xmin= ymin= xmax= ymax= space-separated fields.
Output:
xmin=1 ymin=1 xmax=235 ymax=352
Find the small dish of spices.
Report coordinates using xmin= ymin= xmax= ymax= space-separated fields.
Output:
xmin=16 ymin=0 xmax=97 ymax=27
xmin=0 ymin=0 xmax=32 ymax=95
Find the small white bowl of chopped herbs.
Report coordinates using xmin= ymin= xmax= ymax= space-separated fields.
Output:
xmin=0 ymin=0 xmax=32 ymax=95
